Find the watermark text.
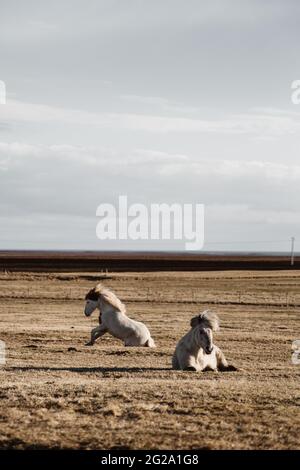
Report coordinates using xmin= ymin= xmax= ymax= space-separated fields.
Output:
xmin=96 ymin=196 xmax=204 ymax=251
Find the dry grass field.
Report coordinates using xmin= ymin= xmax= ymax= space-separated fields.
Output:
xmin=0 ymin=269 xmax=299 ymax=450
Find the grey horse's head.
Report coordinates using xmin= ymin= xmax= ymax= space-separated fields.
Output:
xmin=190 ymin=310 xmax=220 ymax=355
xmin=84 ymin=287 xmax=100 ymax=316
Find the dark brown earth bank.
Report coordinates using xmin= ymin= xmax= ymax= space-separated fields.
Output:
xmin=0 ymin=251 xmax=299 ymax=272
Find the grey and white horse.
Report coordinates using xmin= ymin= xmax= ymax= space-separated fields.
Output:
xmin=172 ymin=310 xmax=236 ymax=372
xmin=84 ymin=283 xmax=156 ymax=347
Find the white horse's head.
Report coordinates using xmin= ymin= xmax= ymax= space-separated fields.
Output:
xmin=84 ymin=283 xmax=126 ymax=318
xmin=84 ymin=288 xmax=100 ymax=316
xmin=190 ymin=310 xmax=219 ymax=355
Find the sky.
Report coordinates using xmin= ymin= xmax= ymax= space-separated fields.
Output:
xmin=0 ymin=0 xmax=300 ymax=251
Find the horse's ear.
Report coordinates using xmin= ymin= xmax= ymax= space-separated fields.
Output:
xmin=190 ymin=315 xmax=200 ymax=328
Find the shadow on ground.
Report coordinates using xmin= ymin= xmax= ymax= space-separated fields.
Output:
xmin=6 ymin=366 xmax=171 ymax=373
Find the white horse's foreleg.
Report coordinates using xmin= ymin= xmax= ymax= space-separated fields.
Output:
xmin=215 ymin=346 xmax=237 ymax=371
xmin=182 ymin=354 xmax=201 ymax=372
xmin=215 ymin=346 xmax=228 ymax=370
xmin=86 ymin=326 xmax=107 ymax=346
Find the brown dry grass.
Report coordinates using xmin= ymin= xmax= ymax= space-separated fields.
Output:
xmin=0 ymin=270 xmax=299 ymax=450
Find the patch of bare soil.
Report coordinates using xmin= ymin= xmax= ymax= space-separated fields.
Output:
xmin=0 ymin=270 xmax=299 ymax=449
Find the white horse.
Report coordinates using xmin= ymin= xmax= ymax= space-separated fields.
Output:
xmin=84 ymin=283 xmax=156 ymax=347
xmin=172 ymin=310 xmax=236 ymax=372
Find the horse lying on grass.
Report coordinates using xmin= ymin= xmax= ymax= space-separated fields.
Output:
xmin=172 ymin=310 xmax=237 ymax=372
xmin=84 ymin=283 xmax=156 ymax=347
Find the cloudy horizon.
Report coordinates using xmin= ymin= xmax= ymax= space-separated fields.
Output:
xmin=0 ymin=0 xmax=299 ymax=252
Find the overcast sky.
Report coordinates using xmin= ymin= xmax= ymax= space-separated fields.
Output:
xmin=0 ymin=0 xmax=300 ymax=251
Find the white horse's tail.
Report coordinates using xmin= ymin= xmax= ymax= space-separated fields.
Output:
xmin=144 ymin=337 xmax=156 ymax=348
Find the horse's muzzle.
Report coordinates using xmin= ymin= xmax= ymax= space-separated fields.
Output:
xmin=206 ymin=347 xmax=213 ymax=354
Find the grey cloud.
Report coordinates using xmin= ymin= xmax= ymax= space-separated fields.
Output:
xmin=1 ymin=142 xmax=299 ymax=217
xmin=0 ymin=0 xmax=299 ymax=250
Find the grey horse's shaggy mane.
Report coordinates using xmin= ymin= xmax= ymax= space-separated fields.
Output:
xmin=190 ymin=310 xmax=220 ymax=331
xmin=85 ymin=283 xmax=126 ymax=313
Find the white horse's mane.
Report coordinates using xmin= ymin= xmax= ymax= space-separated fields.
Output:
xmin=191 ymin=310 xmax=220 ymax=331
xmin=89 ymin=283 xmax=126 ymax=313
